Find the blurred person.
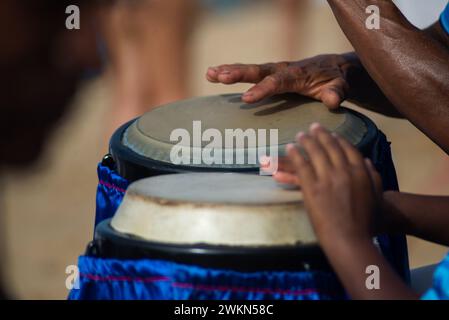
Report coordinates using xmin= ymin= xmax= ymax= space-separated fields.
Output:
xmin=0 ymin=0 xmax=102 ymax=298
xmin=207 ymin=1 xmax=449 ymax=299
xmin=100 ymin=0 xmax=198 ymax=141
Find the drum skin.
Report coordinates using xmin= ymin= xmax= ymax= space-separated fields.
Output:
xmin=111 ymin=173 xmax=314 ymax=246
xmin=109 ymin=94 xmax=378 ymax=181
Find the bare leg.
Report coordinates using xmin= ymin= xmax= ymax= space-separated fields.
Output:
xmin=100 ymin=0 xmax=198 ymax=147
xmin=278 ymin=0 xmax=309 ymax=59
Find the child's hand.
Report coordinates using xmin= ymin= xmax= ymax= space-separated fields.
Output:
xmin=206 ymin=54 xmax=358 ymax=109
xmin=286 ymin=123 xmax=382 ymax=246
xmin=279 ymin=123 xmax=418 ymax=299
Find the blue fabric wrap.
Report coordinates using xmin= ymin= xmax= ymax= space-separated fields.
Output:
xmin=94 ymin=164 xmax=128 ymax=228
xmin=71 ymin=131 xmax=409 ymax=300
xmin=422 ymin=253 xmax=449 ymax=300
xmin=441 ymin=3 xmax=449 ymax=35
xmin=68 ymin=256 xmax=345 ymax=300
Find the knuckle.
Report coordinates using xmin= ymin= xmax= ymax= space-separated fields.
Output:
xmin=352 ymin=165 xmax=368 ymax=178
xmin=287 ymin=65 xmax=304 ymax=75
xmin=332 ymin=170 xmax=350 ymax=184
xmin=308 ymin=183 xmax=324 ymax=196
xmin=276 ymin=61 xmax=290 ymax=69
xmin=266 ymin=74 xmax=281 ymax=87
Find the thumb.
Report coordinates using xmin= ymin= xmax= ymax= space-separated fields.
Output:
xmin=320 ymin=79 xmax=347 ymax=109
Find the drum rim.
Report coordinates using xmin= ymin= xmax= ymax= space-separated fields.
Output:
xmin=91 ymin=219 xmax=332 ymax=272
xmin=110 ymin=105 xmax=378 ymax=181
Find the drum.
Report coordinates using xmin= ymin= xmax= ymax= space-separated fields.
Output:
xmin=93 ymin=173 xmax=328 ymax=271
xmin=77 ymin=172 xmax=345 ymax=300
xmin=109 ymin=94 xmax=377 ymax=181
xmin=72 ymin=93 xmax=409 ymax=300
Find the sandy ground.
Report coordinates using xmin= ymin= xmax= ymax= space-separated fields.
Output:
xmin=2 ymin=2 xmax=449 ymax=299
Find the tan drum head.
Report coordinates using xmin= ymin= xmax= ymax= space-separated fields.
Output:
xmin=111 ymin=173 xmax=316 ymax=247
xmin=122 ymin=94 xmax=367 ymax=168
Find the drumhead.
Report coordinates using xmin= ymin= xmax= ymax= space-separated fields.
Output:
xmin=110 ymin=94 xmax=377 ymax=181
xmin=110 ymin=173 xmax=316 ymax=247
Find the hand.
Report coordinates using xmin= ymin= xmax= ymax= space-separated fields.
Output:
xmin=206 ymin=53 xmax=361 ymax=109
xmin=285 ymin=123 xmax=382 ymax=245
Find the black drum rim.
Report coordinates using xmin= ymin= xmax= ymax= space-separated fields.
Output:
xmin=109 ymin=107 xmax=379 ymax=182
xmin=91 ymin=219 xmax=332 ymax=272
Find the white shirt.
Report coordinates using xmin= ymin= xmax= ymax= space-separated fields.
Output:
xmin=393 ymin=0 xmax=449 ymax=29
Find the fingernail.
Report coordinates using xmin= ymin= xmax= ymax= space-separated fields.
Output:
xmin=259 ymin=156 xmax=270 ymax=166
xmin=243 ymin=92 xmax=253 ymax=97
xmin=310 ymin=122 xmax=321 ymax=130
xmin=296 ymin=132 xmax=305 ymax=140
xmin=219 ymin=70 xmax=231 ymax=75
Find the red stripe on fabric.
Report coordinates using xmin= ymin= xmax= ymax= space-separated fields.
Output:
xmin=99 ymin=180 xmax=127 ymax=193
xmin=80 ymin=273 xmax=170 ymax=283
xmin=80 ymin=273 xmax=320 ymax=297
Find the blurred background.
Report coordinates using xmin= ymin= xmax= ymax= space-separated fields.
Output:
xmin=1 ymin=0 xmax=448 ymax=299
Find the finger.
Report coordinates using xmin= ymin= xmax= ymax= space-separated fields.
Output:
xmin=286 ymin=143 xmax=317 ymax=185
xmin=273 ymin=171 xmax=301 ymax=186
xmin=319 ymin=78 xmax=348 ymax=109
xmin=206 ymin=67 xmax=220 ymax=83
xmin=296 ymin=131 xmax=332 ymax=178
xmin=261 ymin=156 xmax=296 ymax=173
xmin=242 ymin=73 xmax=284 ymax=103
xmin=276 ymin=157 xmax=296 ymax=173
xmin=206 ymin=63 xmax=273 ymax=85
xmin=365 ymin=158 xmax=383 ymax=194
xmin=309 ymin=123 xmax=348 ymax=168
xmin=334 ymin=134 xmax=365 ymax=167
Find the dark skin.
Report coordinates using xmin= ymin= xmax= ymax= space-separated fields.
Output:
xmin=286 ymin=124 xmax=418 ymax=300
xmin=207 ymin=1 xmax=449 ymax=299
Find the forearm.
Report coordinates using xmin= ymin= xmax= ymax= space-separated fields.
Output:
xmin=321 ymin=236 xmax=417 ymax=299
xmin=341 ymin=52 xmax=403 ymax=118
xmin=383 ymin=191 xmax=449 ymax=246
xmin=424 ymin=22 xmax=449 ymax=50
xmin=327 ymin=0 xmax=449 ymax=154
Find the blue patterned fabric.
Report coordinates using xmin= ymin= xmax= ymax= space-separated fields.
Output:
xmin=441 ymin=2 xmax=449 ymax=34
xmin=71 ymin=130 xmax=409 ymax=300
xmin=422 ymin=253 xmax=449 ymax=300
xmin=94 ymin=163 xmax=128 ymax=228
xmin=68 ymin=256 xmax=345 ymax=300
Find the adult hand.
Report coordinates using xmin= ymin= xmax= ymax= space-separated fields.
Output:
xmin=206 ymin=54 xmax=361 ymax=109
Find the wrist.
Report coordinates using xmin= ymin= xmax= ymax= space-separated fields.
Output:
xmin=319 ymin=231 xmax=376 ymax=261
xmin=317 ymin=226 xmax=373 ymax=252
xmin=380 ymin=191 xmax=406 ymax=234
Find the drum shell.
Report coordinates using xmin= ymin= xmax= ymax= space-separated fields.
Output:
xmin=91 ymin=219 xmax=332 ymax=272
